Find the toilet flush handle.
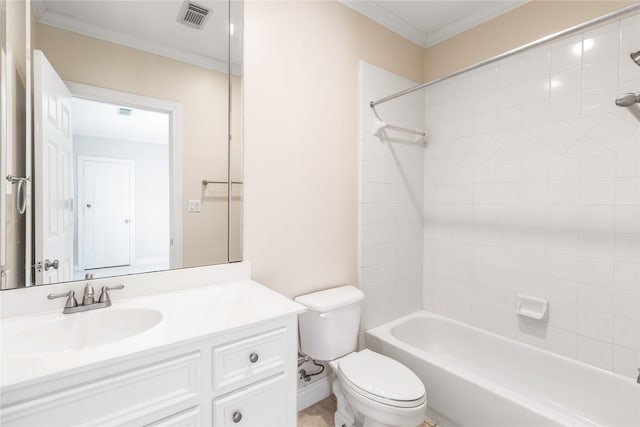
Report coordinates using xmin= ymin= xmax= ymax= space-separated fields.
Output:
xmin=319 ymin=312 xmax=331 ymax=319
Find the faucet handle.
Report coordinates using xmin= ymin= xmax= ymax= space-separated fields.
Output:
xmin=47 ymin=290 xmax=78 ymax=309
xmin=98 ymin=284 xmax=124 ymax=304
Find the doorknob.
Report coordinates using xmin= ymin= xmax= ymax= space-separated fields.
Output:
xmin=86 ymin=203 xmax=92 ymax=208
xmin=44 ymin=259 xmax=59 ymax=271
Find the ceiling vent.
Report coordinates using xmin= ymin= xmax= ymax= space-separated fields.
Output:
xmin=177 ymin=1 xmax=211 ymax=30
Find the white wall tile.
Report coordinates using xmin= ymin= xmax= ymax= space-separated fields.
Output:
xmin=577 ymin=335 xmax=613 ymax=370
xmin=550 ymin=36 xmax=582 ymax=73
xmin=581 ymin=85 xmax=618 ymax=117
xmin=613 ymin=145 xmax=640 ymax=181
xmin=359 ymin=62 xmax=424 ymax=330
xmin=548 ymin=230 xmax=579 ymax=255
xmin=497 ymin=55 xmax=523 ymax=87
xmin=364 ymin=16 xmax=640 ymax=378
xmin=580 ymin=151 xmax=616 ymax=178
xmin=549 ymin=155 xmax=580 ymax=180
xmin=549 ymin=93 xmax=581 ymax=121
xmin=614 ymin=261 xmax=640 ymax=291
xmin=578 ymin=310 xmax=613 ymax=341
xmin=546 ymin=327 xmax=577 ymax=358
xmin=579 ymin=205 xmax=615 ymax=232
xmin=613 ymin=289 xmax=639 ymax=321
xmin=615 ymin=206 xmax=639 ymax=234
xmin=549 ymin=303 xmax=577 ymax=331
xmin=583 ymin=25 xmax=620 ymax=65
xmin=615 ymin=233 xmax=640 ymax=262
xmin=577 ymin=231 xmax=615 ymax=259
xmin=522 ymin=45 xmax=550 ymax=80
xmin=582 ymin=61 xmax=618 ymax=90
xmin=579 ymin=178 xmax=615 ymax=205
xmin=616 ymin=177 xmax=639 ymax=205
xmin=613 ymin=345 xmax=639 ymax=379
xmin=578 ymin=284 xmax=613 ymax=314
xmin=550 ymin=67 xmax=582 ymax=96
xmin=614 ymin=317 xmax=639 ymax=349
xmin=548 ymin=277 xmax=578 ymax=306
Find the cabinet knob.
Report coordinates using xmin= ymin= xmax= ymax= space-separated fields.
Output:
xmin=249 ymin=352 xmax=259 ymax=363
xmin=232 ymin=411 xmax=242 ymax=423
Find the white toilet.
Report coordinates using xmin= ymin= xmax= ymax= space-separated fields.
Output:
xmin=295 ymin=286 xmax=426 ymax=427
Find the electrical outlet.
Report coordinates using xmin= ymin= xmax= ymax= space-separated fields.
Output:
xmin=188 ymin=199 xmax=201 ymax=212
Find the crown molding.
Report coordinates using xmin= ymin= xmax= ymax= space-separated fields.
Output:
xmin=340 ymin=0 xmax=428 ymax=48
xmin=425 ymin=1 xmax=527 ymax=47
xmin=37 ymin=9 xmax=241 ymax=75
xmin=32 ymin=0 xmax=47 ymax=20
xmin=340 ymin=0 xmax=527 ymax=49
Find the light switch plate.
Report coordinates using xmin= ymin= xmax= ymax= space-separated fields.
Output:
xmin=188 ymin=199 xmax=201 ymax=212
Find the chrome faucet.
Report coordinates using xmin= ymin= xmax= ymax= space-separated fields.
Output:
xmin=48 ymin=284 xmax=124 ymax=314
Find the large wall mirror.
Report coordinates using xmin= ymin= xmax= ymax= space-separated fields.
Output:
xmin=0 ymin=0 xmax=243 ymax=289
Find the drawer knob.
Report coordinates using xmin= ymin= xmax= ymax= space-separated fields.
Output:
xmin=232 ymin=410 xmax=243 ymax=423
xmin=249 ymin=352 xmax=259 ymax=363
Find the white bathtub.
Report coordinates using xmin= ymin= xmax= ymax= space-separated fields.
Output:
xmin=366 ymin=311 xmax=639 ymax=427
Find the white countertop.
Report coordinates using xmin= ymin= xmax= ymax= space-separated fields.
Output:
xmin=1 ymin=280 xmax=305 ymax=390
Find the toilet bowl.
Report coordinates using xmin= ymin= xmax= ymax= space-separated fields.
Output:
xmin=331 ymin=349 xmax=426 ymax=427
xmin=295 ymin=286 xmax=427 ymax=427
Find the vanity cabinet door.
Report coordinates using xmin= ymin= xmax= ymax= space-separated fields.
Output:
xmin=212 ymin=374 xmax=289 ymax=427
xmin=0 ymin=352 xmax=200 ymax=427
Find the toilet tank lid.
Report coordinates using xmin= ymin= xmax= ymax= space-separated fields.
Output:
xmin=294 ymin=286 xmax=364 ymax=312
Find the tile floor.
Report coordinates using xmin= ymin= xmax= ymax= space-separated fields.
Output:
xmin=297 ymin=396 xmax=436 ymax=427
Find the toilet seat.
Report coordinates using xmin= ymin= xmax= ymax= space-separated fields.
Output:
xmin=336 ymin=349 xmax=426 ymax=409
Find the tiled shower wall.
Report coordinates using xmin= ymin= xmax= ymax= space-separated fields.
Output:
xmin=423 ymin=15 xmax=640 ymax=378
xmin=358 ymin=62 xmax=424 ymax=333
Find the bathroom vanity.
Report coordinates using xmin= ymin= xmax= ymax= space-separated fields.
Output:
xmin=0 ymin=277 xmax=304 ymax=426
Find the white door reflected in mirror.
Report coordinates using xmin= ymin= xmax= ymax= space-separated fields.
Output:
xmin=33 ymin=50 xmax=74 ymax=286
xmin=79 ymin=157 xmax=134 ymax=271
xmin=34 ymin=50 xmax=173 ymax=284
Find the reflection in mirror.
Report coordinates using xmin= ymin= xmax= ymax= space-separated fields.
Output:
xmin=1 ymin=0 xmax=31 ymax=289
xmin=1 ymin=0 xmax=244 ymax=289
xmin=229 ymin=0 xmax=243 ymax=263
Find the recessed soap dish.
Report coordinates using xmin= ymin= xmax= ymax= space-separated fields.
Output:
xmin=516 ymin=294 xmax=548 ymax=320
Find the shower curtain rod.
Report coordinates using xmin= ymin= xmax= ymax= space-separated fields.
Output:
xmin=370 ymin=3 xmax=640 ymax=108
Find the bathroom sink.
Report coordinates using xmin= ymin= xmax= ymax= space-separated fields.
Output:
xmin=4 ymin=308 xmax=163 ymax=358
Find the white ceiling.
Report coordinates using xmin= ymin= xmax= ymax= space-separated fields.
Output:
xmin=33 ymin=0 xmax=243 ymax=74
xmin=72 ymin=97 xmax=169 ymax=145
xmin=341 ymin=0 xmax=527 ymax=48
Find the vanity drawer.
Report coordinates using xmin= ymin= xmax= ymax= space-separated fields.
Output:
xmin=1 ymin=352 xmax=200 ymax=427
xmin=212 ymin=328 xmax=287 ymax=391
xmin=212 ymin=374 xmax=288 ymax=426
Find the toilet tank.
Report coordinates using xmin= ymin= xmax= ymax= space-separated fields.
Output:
xmin=294 ymin=286 xmax=364 ymax=361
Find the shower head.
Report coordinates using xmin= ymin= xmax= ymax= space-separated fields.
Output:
xmin=615 ymin=92 xmax=640 ymax=107
xmin=631 ymin=50 xmax=640 ymax=66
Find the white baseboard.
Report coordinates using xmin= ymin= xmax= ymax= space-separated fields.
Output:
xmin=297 ymin=374 xmax=333 ymax=412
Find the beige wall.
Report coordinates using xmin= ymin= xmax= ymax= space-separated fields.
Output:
xmin=243 ymin=1 xmax=423 ymax=298
xmin=423 ymin=0 xmax=636 ymax=82
xmin=34 ymin=23 xmax=234 ymax=268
